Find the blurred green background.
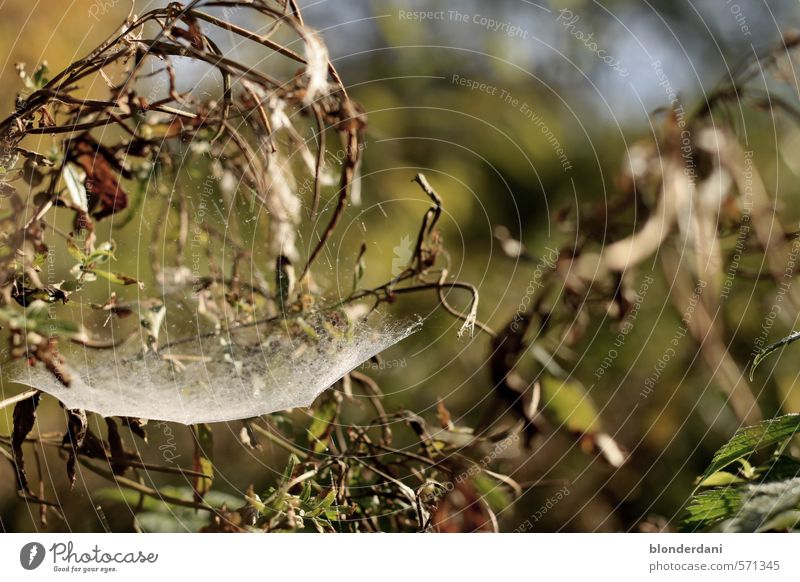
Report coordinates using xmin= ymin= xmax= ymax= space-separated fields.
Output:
xmin=2 ymin=0 xmax=800 ymax=532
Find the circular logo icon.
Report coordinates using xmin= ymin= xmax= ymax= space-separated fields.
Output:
xmin=19 ymin=542 xmax=46 ymax=570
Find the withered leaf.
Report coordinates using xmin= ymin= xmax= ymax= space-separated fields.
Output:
xmin=431 ymin=480 xmax=494 ymax=533
xmin=239 ymin=420 xmax=260 ymax=450
xmin=62 ymin=408 xmax=87 ymax=489
xmin=69 ymin=136 xmax=128 ymax=221
xmin=0 ymin=181 xmax=18 ymax=199
xmin=105 ymin=418 xmax=128 ymax=475
xmin=173 ymin=20 xmax=205 ymax=51
xmin=11 ymin=391 xmax=41 ymax=494
xmin=122 ymin=417 xmax=148 ymax=442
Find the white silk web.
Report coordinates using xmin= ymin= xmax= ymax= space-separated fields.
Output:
xmin=12 ymin=314 xmax=421 ymax=424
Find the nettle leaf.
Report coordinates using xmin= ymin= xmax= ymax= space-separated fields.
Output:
xmin=684 ymin=415 xmax=800 ymax=532
xmin=681 ymin=487 xmax=743 ymax=531
xmin=701 ymin=414 xmax=800 ymax=479
xmin=19 ymin=63 xmax=49 ymax=91
xmin=718 ymin=478 xmax=800 ymax=532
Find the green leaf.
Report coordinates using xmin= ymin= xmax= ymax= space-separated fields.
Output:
xmin=66 ymin=238 xmax=86 ymax=262
xmin=85 ymin=241 xmax=116 ymax=265
xmin=701 ymin=415 xmax=800 ymax=479
xmin=192 ymin=424 xmax=214 ymax=504
xmin=62 ymin=163 xmax=88 ymax=212
xmin=60 ymin=280 xmax=83 ymax=292
xmin=34 ymin=318 xmax=80 ymax=338
xmin=757 ymin=455 xmax=800 ymax=483
xmin=719 ymin=478 xmax=800 ymax=532
xmin=25 ymin=299 xmax=50 ymax=320
xmin=698 ymin=471 xmax=746 ymax=487
xmin=750 ymin=330 xmax=800 ymax=380
xmin=306 ymin=395 xmax=338 ymax=453
xmin=540 ymin=373 xmax=602 ymax=434
xmin=263 ymin=454 xmax=300 ymax=512
xmin=758 ymin=510 xmax=800 ymax=532
xmin=472 ymin=472 xmax=513 ymax=513
xmin=306 ymin=489 xmax=338 ymax=519
xmin=282 ymin=454 xmax=299 ymax=482
xmin=681 ymin=487 xmax=743 ymax=531
xmin=31 ymin=63 xmax=49 ymax=89
xmin=93 ymin=268 xmax=144 ymax=288
xmin=352 ymin=243 xmax=366 ymax=293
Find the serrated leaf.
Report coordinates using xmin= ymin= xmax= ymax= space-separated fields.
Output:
xmin=681 ymin=487 xmax=743 ymax=531
xmin=719 ymin=478 xmax=800 ymax=532
xmin=701 ymin=415 xmax=800 ymax=479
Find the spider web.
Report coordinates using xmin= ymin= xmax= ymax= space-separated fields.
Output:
xmin=12 ymin=313 xmax=421 ymax=424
